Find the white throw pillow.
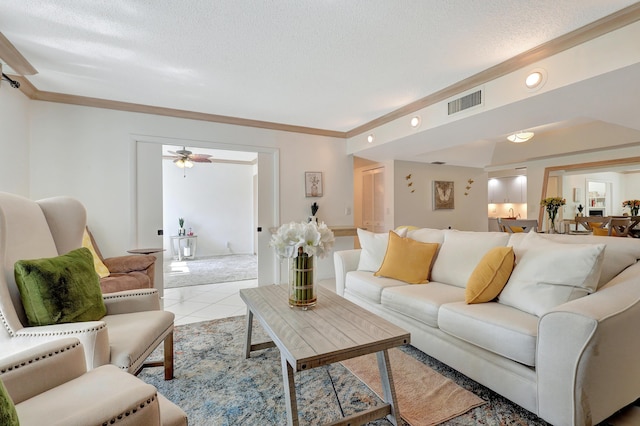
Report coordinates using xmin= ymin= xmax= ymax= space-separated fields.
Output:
xmin=356 ymin=228 xmax=407 ymax=272
xmin=430 ymin=230 xmax=510 ymax=288
xmin=498 ymin=232 xmax=605 ymax=316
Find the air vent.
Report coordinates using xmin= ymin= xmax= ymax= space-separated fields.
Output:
xmin=448 ymin=90 xmax=482 ymax=115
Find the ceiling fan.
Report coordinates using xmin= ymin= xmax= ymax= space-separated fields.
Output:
xmin=164 ymin=147 xmax=214 ymax=169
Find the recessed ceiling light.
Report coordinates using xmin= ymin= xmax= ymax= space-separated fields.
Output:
xmin=367 ymin=134 xmax=374 ymax=143
xmin=507 ymin=132 xmax=534 ymax=143
xmin=410 ymin=116 xmax=421 ymax=128
xmin=525 ymin=68 xmax=547 ymax=90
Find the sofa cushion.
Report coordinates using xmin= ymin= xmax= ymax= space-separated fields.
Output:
xmin=374 ymin=231 xmax=439 ymax=284
xmin=344 ymin=270 xmax=407 ymax=304
xmin=381 ymin=282 xmax=465 ymax=327
xmin=508 ymin=232 xmax=639 ymax=289
xmin=431 ymin=230 xmax=510 ymax=288
xmin=438 ymin=301 xmax=539 ymax=366
xmin=465 ymin=246 xmax=515 ymax=304
xmin=14 ymin=247 xmax=107 ymax=326
xmin=406 ymin=228 xmax=445 ymax=245
xmin=499 ymin=232 xmax=605 ymax=316
xmin=356 ymin=228 xmax=407 ymax=272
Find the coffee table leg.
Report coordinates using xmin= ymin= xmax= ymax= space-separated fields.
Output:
xmin=377 ymin=349 xmax=400 ymax=426
xmin=281 ymin=354 xmax=299 ymax=426
xmin=244 ymin=309 xmax=253 ymax=359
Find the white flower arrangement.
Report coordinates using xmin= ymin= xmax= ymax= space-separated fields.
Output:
xmin=270 ymin=221 xmax=335 ymax=260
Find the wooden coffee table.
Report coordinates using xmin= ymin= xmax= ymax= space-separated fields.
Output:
xmin=240 ymin=284 xmax=410 ymax=426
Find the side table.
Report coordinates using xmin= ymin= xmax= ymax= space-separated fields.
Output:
xmin=170 ymin=236 xmax=197 ymax=261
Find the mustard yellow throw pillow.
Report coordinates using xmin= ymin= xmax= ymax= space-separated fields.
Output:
xmin=465 ymin=246 xmax=515 ymax=304
xmin=509 ymin=226 xmax=524 ymax=233
xmin=374 ymin=231 xmax=439 ymax=284
xmin=82 ymin=228 xmax=110 ymax=278
xmin=592 ymin=226 xmax=616 ymax=236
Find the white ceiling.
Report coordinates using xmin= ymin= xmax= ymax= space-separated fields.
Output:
xmin=2 ymin=1 xmax=640 ymax=167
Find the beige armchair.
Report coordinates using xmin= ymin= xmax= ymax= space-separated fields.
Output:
xmin=0 ymin=192 xmax=174 ymax=379
xmin=85 ymin=226 xmax=157 ymax=293
xmin=0 ymin=338 xmax=187 ymax=426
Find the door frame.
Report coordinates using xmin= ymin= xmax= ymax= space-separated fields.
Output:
xmin=129 ymin=134 xmax=280 ymax=289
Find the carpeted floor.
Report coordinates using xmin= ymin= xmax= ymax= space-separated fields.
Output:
xmin=164 ymin=254 xmax=257 ymax=289
xmin=139 ymin=316 xmax=558 ymax=425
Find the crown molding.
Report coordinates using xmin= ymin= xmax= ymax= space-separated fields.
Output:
xmin=346 ymin=2 xmax=640 ymax=138
xmin=4 ymin=3 xmax=640 ymax=139
xmin=0 ymin=32 xmax=37 ymax=75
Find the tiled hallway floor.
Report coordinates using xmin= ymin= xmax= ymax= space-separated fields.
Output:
xmin=162 ymin=278 xmax=336 ymax=326
xmin=162 ymin=279 xmax=258 ymax=325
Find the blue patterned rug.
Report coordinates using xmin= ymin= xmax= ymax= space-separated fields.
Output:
xmin=138 ymin=315 xmax=566 ymax=425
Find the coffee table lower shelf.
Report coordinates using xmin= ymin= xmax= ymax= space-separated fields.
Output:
xmin=241 ymin=284 xmax=410 ymax=426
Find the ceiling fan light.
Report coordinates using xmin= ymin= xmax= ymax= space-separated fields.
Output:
xmin=175 ymin=158 xmax=186 ymax=168
xmin=507 ymin=131 xmax=534 ymax=143
xmin=184 ymin=159 xmax=194 ymax=168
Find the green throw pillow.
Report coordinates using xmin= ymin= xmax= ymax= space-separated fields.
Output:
xmin=15 ymin=247 xmax=107 ymax=326
xmin=0 ymin=379 xmax=19 ymax=426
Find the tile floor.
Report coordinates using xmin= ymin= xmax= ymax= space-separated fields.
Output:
xmin=162 ymin=278 xmax=336 ymax=326
xmin=162 ymin=279 xmax=258 ymax=325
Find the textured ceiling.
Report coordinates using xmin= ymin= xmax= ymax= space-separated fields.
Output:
xmin=1 ymin=0 xmax=638 ymax=133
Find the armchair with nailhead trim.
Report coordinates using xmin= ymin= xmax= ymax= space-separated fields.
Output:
xmin=0 ymin=338 xmax=187 ymax=426
xmin=0 ymin=192 xmax=174 ymax=379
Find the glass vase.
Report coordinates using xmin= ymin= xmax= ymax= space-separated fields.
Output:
xmin=288 ymin=254 xmax=316 ymax=309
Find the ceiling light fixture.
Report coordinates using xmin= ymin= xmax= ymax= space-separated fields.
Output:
xmin=507 ymin=132 xmax=535 ymax=143
xmin=367 ymin=134 xmax=374 ymax=143
xmin=525 ymin=68 xmax=547 ymax=90
xmin=175 ymin=158 xmax=194 ymax=168
xmin=410 ymin=116 xmax=421 ymax=128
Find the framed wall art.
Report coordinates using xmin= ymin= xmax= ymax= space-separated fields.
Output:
xmin=433 ymin=180 xmax=454 ymax=210
xmin=305 ymin=172 xmax=323 ymax=197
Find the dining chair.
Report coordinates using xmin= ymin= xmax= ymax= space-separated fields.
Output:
xmin=497 ymin=218 xmax=538 ymax=233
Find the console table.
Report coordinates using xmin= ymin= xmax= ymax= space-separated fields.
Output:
xmin=170 ymin=235 xmax=197 ymax=261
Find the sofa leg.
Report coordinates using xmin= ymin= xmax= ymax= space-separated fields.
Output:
xmin=164 ymin=331 xmax=174 ymax=380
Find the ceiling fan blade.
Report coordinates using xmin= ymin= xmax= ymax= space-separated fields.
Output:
xmin=189 ymin=154 xmax=214 ymax=162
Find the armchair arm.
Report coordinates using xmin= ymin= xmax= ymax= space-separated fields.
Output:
xmin=103 ymin=254 xmax=155 ymax=274
xmin=334 ymin=249 xmax=361 ymax=296
xmin=0 ymin=338 xmax=86 ymax=404
xmin=103 ymin=288 xmax=161 ymax=314
xmin=13 ymin=321 xmax=110 ymax=370
xmin=537 ymin=263 xmax=640 ymax=426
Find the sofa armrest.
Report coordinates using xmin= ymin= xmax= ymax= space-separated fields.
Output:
xmin=334 ymin=249 xmax=361 ymax=296
xmin=103 ymin=254 xmax=155 ymax=274
xmin=0 ymin=338 xmax=86 ymax=404
xmin=537 ymin=263 xmax=640 ymax=426
xmin=103 ymin=288 xmax=161 ymax=314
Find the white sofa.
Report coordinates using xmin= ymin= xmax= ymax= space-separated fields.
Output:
xmin=334 ymin=228 xmax=640 ymax=426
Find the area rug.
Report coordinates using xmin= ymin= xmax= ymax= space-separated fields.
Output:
xmin=138 ymin=315 xmax=552 ymax=425
xmin=341 ymin=349 xmax=485 ymax=426
xmin=164 ymin=254 xmax=257 ymax=288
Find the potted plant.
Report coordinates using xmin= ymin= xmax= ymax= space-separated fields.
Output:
xmin=178 ymin=218 xmax=185 ymax=236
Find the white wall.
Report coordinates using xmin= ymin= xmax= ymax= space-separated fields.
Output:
xmin=393 ymin=161 xmax=488 ymax=231
xmin=23 ymin=101 xmax=354 ymax=269
xmin=162 ymin=159 xmax=255 ymax=257
xmin=0 ymin=87 xmax=30 ymax=196
xmin=563 ymin=172 xmax=625 ymax=217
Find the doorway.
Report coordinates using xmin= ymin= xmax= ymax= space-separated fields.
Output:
xmin=132 ymin=137 xmax=279 ymax=323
